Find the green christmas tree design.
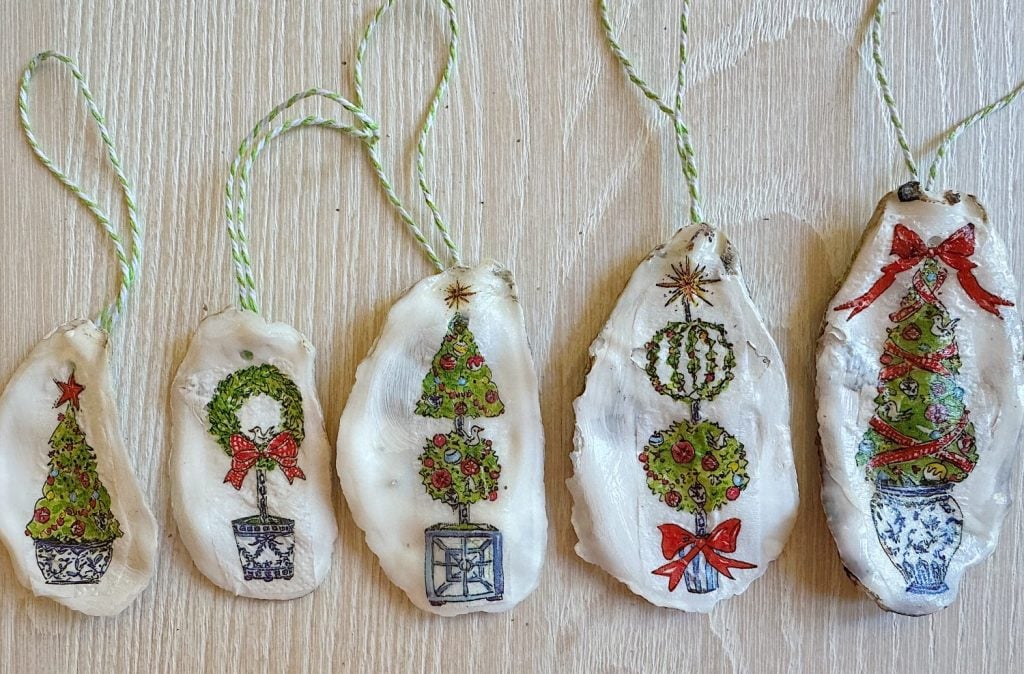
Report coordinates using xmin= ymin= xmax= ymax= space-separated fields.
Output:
xmin=417 ymin=310 xmax=504 ymax=525
xmin=856 ymin=258 xmax=978 ymax=486
xmin=25 ymin=374 xmax=122 ymax=544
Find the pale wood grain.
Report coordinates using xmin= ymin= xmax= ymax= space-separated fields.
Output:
xmin=1 ymin=1 xmax=1022 ymax=672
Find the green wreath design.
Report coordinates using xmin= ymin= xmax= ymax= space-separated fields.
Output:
xmin=206 ymin=363 xmax=305 ymax=471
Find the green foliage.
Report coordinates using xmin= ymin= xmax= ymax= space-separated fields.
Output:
xmin=857 ymin=259 xmax=977 ymax=486
xmin=207 ymin=363 xmax=304 ymax=472
xmin=645 ymin=320 xmax=736 ymax=404
xmin=25 ymin=406 xmax=122 ymax=544
xmin=639 ymin=418 xmax=749 ymax=514
xmin=418 ymin=429 xmax=501 ymax=507
xmin=415 ymin=313 xmax=504 ymax=420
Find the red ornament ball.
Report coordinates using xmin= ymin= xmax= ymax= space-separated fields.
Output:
xmin=79 ymin=473 xmax=91 ymax=488
xmin=430 ymin=470 xmax=452 ymax=490
xmin=670 ymin=441 xmax=695 ymax=464
xmin=701 ymin=455 xmax=719 ymax=472
xmin=46 ymin=476 xmax=54 ymax=485
xmin=467 ymin=355 xmax=484 ymax=370
xmin=440 ymin=355 xmax=457 ymax=371
xmin=432 ymin=434 xmax=447 ymax=448
xmin=454 ymin=402 xmax=468 ymax=416
xmin=71 ymin=520 xmax=85 ymax=538
xmin=33 ymin=507 xmax=50 ymax=524
xmin=726 ymin=486 xmax=741 ymax=501
xmin=461 ymin=459 xmax=480 ymax=476
xmin=664 ymin=491 xmax=681 ymax=508
xmin=638 ymin=452 xmax=648 ymax=463
xmin=485 ymin=390 xmax=498 ymax=404
xmin=489 ymin=470 xmax=500 ymax=479
xmin=423 ymin=458 xmax=435 ymax=468
xmin=488 ymin=491 xmax=498 ymax=501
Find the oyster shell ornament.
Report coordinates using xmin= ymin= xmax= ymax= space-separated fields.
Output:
xmin=817 ymin=187 xmax=1024 ymax=615
xmin=336 ymin=1 xmax=546 ymax=615
xmin=171 ymin=309 xmax=337 ymax=598
xmin=338 ymin=262 xmax=546 ymax=615
xmin=572 ymin=1 xmax=798 ymax=611
xmin=817 ymin=0 xmax=1024 ymax=615
xmin=0 ymin=52 xmax=157 ymax=616
xmin=571 ymin=225 xmax=798 ymax=612
xmin=168 ymin=91 xmax=349 ymax=600
xmin=0 ymin=323 xmax=158 ymax=616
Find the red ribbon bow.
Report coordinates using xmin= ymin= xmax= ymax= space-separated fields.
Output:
xmin=224 ymin=432 xmax=306 ymax=490
xmin=651 ymin=519 xmax=757 ymax=591
xmin=835 ymin=223 xmax=1013 ymax=319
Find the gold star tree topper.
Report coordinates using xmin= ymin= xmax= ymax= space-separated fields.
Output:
xmin=444 ymin=280 xmax=477 ymax=310
xmin=656 ymin=259 xmax=719 ymax=308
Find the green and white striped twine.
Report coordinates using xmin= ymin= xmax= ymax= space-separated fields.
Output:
xmin=356 ymin=0 xmax=461 ymax=268
xmin=18 ymin=51 xmax=142 ymax=333
xmin=599 ymin=0 xmax=704 ymax=226
xmin=225 ymin=0 xmax=460 ymax=314
xmin=225 ymin=88 xmax=379 ymax=313
xmin=871 ymin=0 xmax=1024 ymax=192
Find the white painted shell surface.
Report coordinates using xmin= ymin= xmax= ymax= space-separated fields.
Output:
xmin=170 ymin=308 xmax=337 ymax=600
xmin=570 ymin=224 xmax=798 ymax=612
xmin=0 ymin=320 xmax=157 ymax=616
xmin=817 ymin=190 xmax=1024 ymax=615
xmin=337 ymin=261 xmax=546 ymax=616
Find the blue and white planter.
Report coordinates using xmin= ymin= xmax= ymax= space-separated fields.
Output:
xmin=232 ymin=514 xmax=296 ymax=582
xmin=424 ymin=523 xmax=503 ymax=605
xmin=870 ymin=482 xmax=963 ymax=595
xmin=34 ymin=539 xmax=114 ymax=584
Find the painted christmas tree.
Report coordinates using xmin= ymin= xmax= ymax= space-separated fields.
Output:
xmin=640 ymin=256 xmax=756 ymax=593
xmin=856 ymin=258 xmax=978 ymax=486
xmin=25 ymin=373 xmax=122 ymax=584
xmin=418 ymin=282 xmax=507 ymax=604
xmin=417 ymin=310 xmax=504 ymax=524
xmin=831 ymin=221 xmax=1014 ymax=596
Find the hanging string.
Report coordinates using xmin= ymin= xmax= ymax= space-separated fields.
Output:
xmin=18 ymin=51 xmax=143 ymax=332
xmin=224 ymin=88 xmax=379 ymax=313
xmin=355 ymin=0 xmax=462 ymax=267
xmin=598 ymin=0 xmax=704 ymax=225
xmin=870 ymin=0 xmax=1024 ymax=192
xmin=225 ymin=1 xmax=460 ymax=313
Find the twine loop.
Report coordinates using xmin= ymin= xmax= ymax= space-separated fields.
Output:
xmin=598 ymin=0 xmax=704 ymax=226
xmin=18 ymin=51 xmax=142 ymax=332
xmin=871 ymin=0 xmax=1024 ymax=191
xmin=226 ymin=0 xmax=460 ymax=314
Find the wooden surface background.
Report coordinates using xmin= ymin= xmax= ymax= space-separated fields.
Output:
xmin=1 ymin=1 xmax=1022 ymax=672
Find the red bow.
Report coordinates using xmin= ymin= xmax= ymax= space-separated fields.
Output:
xmin=651 ymin=519 xmax=757 ymax=591
xmin=224 ymin=432 xmax=306 ymax=490
xmin=835 ymin=223 xmax=1013 ymax=319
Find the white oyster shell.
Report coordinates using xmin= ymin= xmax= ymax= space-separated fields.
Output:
xmin=170 ymin=308 xmax=337 ymax=600
xmin=0 ymin=320 xmax=157 ymax=616
xmin=570 ymin=224 xmax=798 ymax=612
xmin=337 ymin=260 xmax=546 ymax=616
xmin=817 ymin=189 xmax=1024 ymax=615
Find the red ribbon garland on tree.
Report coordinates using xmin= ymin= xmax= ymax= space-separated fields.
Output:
xmin=651 ymin=519 xmax=757 ymax=591
xmin=879 ymin=341 xmax=958 ymax=381
xmin=867 ymin=415 xmax=974 ymax=472
xmin=835 ymin=223 xmax=1013 ymax=319
xmin=224 ymin=432 xmax=306 ymax=490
